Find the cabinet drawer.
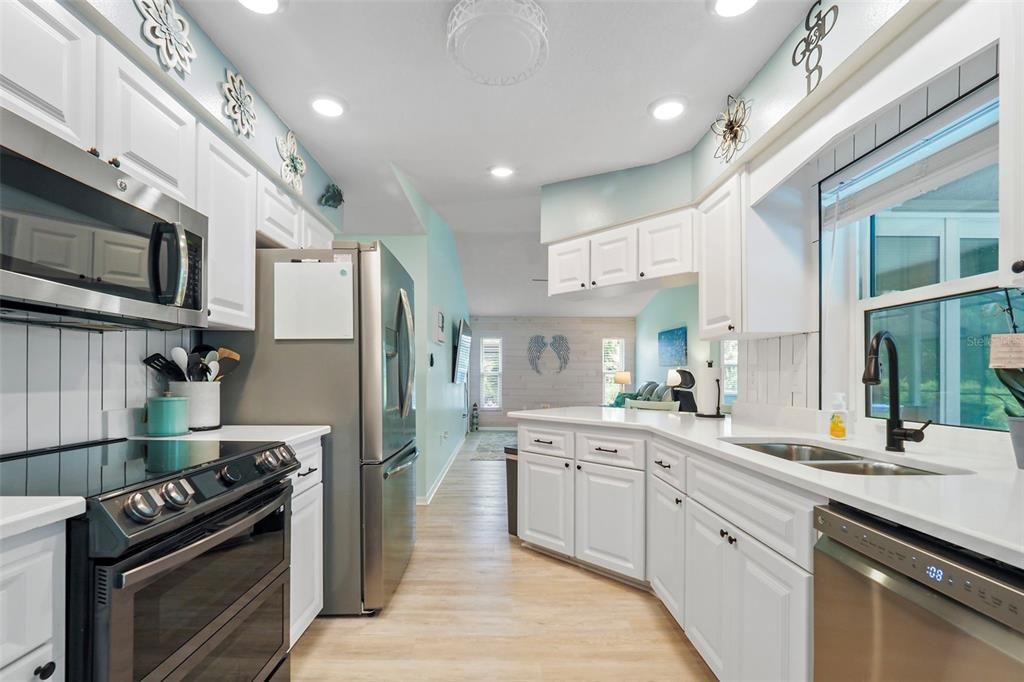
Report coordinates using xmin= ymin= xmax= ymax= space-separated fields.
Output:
xmin=288 ymin=436 xmax=323 ymax=496
xmin=576 ymin=430 xmax=645 ymax=470
xmin=518 ymin=425 xmax=574 ymax=459
xmin=686 ymin=455 xmax=820 ymax=570
xmin=649 ymin=440 xmax=684 ymax=491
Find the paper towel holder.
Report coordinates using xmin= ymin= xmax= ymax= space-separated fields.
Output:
xmin=696 ymin=361 xmax=726 ymax=419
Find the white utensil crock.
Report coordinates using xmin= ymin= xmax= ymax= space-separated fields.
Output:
xmin=169 ymin=381 xmax=221 ymax=431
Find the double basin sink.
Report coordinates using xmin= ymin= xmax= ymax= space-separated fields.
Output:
xmin=730 ymin=442 xmax=940 ymax=475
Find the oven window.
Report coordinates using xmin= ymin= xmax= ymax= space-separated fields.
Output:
xmin=132 ymin=509 xmax=286 ymax=679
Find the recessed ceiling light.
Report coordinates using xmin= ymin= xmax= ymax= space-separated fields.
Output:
xmin=709 ymin=0 xmax=758 ymax=18
xmin=649 ymin=98 xmax=685 ymax=121
xmin=489 ymin=166 xmax=515 ymax=178
xmin=238 ymin=0 xmax=279 ymax=14
xmin=311 ymin=97 xmax=344 ymax=118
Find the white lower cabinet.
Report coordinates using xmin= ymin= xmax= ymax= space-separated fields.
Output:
xmin=647 ymin=475 xmax=685 ymax=628
xmin=574 ymin=461 xmax=645 ymax=580
xmin=685 ymin=498 xmax=811 ymax=682
xmin=290 ymin=481 xmax=324 ymax=648
xmin=518 ymin=451 xmax=574 ymax=556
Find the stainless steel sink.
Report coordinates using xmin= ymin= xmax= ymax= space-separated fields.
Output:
xmin=802 ymin=461 xmax=938 ymax=476
xmin=735 ymin=442 xmax=864 ymax=462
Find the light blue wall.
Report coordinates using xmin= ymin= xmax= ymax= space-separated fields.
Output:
xmin=540 ymin=153 xmax=693 ymax=243
xmin=635 ymin=285 xmax=716 ymax=385
xmin=76 ymin=0 xmax=343 ymax=230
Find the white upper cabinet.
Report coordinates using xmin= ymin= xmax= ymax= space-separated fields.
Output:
xmin=547 ymin=236 xmax=590 ymax=295
xmin=257 ymin=173 xmax=302 ymax=248
xmin=698 ymin=173 xmax=743 ymax=338
xmin=1001 ymin=2 xmax=1024 ymax=289
xmin=647 ymin=475 xmax=685 ymax=628
xmin=518 ymin=451 xmax=575 ymax=557
xmin=97 ymin=43 xmax=196 ymax=206
xmin=574 ymin=460 xmax=645 ymax=581
xmin=637 ymin=209 xmax=695 ymax=280
xmin=301 ymin=209 xmax=335 ymax=249
xmin=589 ymin=224 xmax=637 ymax=289
xmin=197 ymin=126 xmax=258 ymax=330
xmin=0 ymin=0 xmax=96 ymax=149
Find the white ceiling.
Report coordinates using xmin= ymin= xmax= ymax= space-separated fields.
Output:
xmin=183 ymin=0 xmax=807 ymax=316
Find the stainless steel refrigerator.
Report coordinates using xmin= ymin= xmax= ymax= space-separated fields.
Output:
xmin=209 ymin=241 xmax=417 ymax=614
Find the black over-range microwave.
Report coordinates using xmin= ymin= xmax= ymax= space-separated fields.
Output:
xmin=0 ymin=109 xmax=207 ymax=330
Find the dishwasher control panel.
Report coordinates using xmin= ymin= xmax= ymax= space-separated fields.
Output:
xmin=815 ymin=504 xmax=1024 ymax=635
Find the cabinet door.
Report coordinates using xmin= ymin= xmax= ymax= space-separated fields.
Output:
xmin=290 ymin=482 xmax=324 ymax=647
xmin=698 ymin=174 xmax=743 ymax=338
xmin=647 ymin=476 xmax=685 ymax=628
xmin=638 ymin=210 xmax=695 ymax=280
xmin=97 ymin=43 xmax=196 ymax=205
xmin=574 ymin=460 xmax=644 ymax=580
xmin=684 ymin=498 xmax=730 ymax=680
xmin=197 ymin=126 xmax=258 ymax=330
xmin=257 ymin=173 xmax=302 ymax=248
xmin=590 ymin=225 xmax=637 ymax=288
xmin=547 ymin=237 xmax=590 ymax=295
xmin=1002 ymin=2 xmax=1024 ymax=289
xmin=301 ymin=209 xmax=335 ymax=249
xmin=0 ymin=523 xmax=64 ymax=672
xmin=517 ymin=451 xmax=574 ymax=556
xmin=729 ymin=524 xmax=812 ymax=682
xmin=93 ymin=231 xmax=149 ymax=288
xmin=0 ymin=0 xmax=96 ymax=148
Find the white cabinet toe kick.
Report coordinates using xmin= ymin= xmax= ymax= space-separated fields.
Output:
xmin=515 ymin=421 xmax=824 ymax=681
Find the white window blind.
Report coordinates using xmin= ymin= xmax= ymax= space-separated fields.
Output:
xmin=479 ymin=338 xmax=502 ymax=409
xmin=601 ymin=338 xmax=625 ymax=405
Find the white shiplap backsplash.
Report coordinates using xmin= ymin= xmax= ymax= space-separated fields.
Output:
xmin=738 ymin=332 xmax=820 ymax=410
xmin=0 ymin=321 xmax=193 ymax=454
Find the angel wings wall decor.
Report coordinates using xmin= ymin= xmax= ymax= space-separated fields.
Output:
xmin=526 ymin=334 xmax=571 ymax=374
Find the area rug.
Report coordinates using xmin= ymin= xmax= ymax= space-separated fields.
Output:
xmin=467 ymin=430 xmax=517 ymax=461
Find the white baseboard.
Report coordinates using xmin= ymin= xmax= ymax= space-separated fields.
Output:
xmin=416 ymin=434 xmax=465 ymax=505
xmin=475 ymin=426 xmax=515 ymax=431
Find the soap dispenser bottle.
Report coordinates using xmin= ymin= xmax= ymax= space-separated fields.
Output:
xmin=828 ymin=393 xmax=849 ymax=440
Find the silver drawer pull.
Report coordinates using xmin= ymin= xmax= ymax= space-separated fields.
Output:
xmin=533 ymin=438 xmax=554 ymax=445
xmin=594 ymin=446 xmax=619 ymax=454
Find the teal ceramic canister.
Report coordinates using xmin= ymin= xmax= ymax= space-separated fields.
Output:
xmin=146 ymin=395 xmax=190 ymax=436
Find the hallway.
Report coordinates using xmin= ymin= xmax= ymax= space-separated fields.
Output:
xmin=291 ymin=445 xmax=714 ymax=681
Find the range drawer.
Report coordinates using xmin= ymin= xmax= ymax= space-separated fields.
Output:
xmin=576 ymin=430 xmax=645 ymax=470
xmin=518 ymin=425 xmax=575 ymax=459
xmin=686 ymin=455 xmax=821 ymax=570
xmin=649 ymin=439 xmax=684 ymax=491
xmin=288 ymin=436 xmax=323 ymax=496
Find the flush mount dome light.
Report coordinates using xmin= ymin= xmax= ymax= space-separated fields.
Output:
xmin=709 ymin=0 xmax=758 ymax=18
xmin=238 ymin=0 xmax=280 ymax=14
xmin=447 ymin=0 xmax=549 ymax=86
xmin=649 ymin=98 xmax=685 ymax=121
xmin=311 ymin=97 xmax=344 ymax=117
xmin=489 ymin=165 xmax=515 ymax=178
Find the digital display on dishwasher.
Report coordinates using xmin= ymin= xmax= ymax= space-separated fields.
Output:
xmin=925 ymin=565 xmax=945 ymax=582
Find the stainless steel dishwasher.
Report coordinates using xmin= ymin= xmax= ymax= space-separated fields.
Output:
xmin=813 ymin=504 xmax=1024 ymax=681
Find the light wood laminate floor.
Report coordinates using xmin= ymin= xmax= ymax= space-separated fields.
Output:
xmin=291 ymin=447 xmax=714 ymax=681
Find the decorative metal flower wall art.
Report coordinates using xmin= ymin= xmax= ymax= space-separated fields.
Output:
xmin=710 ymin=95 xmax=752 ymax=164
xmin=276 ymin=131 xmax=307 ymax=193
xmin=319 ymin=183 xmax=344 ymax=208
xmin=221 ymin=69 xmax=256 ymax=138
xmin=134 ymin=0 xmax=197 ymax=76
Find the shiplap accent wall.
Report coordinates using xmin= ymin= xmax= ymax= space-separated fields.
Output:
xmin=738 ymin=333 xmax=820 ymax=411
xmin=0 ymin=321 xmax=192 ymax=454
xmin=469 ymin=316 xmax=635 ymax=428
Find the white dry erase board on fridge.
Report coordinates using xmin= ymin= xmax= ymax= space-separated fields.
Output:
xmin=274 ymin=257 xmax=354 ymax=340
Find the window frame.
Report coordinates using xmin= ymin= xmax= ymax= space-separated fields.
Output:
xmin=720 ymin=339 xmax=740 ymax=408
xmin=601 ymin=337 xmax=626 ymax=406
xmin=478 ymin=337 xmax=503 ymax=411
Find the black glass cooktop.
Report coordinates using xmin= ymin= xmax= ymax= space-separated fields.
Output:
xmin=0 ymin=439 xmax=280 ymax=498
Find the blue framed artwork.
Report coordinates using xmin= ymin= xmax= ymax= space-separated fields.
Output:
xmin=658 ymin=326 xmax=688 ymax=367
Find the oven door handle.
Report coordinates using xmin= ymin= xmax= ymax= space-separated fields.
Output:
xmin=114 ymin=489 xmax=287 ymax=590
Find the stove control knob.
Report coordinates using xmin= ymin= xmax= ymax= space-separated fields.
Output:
xmin=124 ymin=491 xmax=161 ymax=524
xmin=218 ymin=464 xmax=242 ymax=486
xmin=256 ymin=450 xmax=281 ymax=473
xmin=277 ymin=446 xmax=296 ymax=463
xmin=161 ymin=480 xmax=193 ymax=510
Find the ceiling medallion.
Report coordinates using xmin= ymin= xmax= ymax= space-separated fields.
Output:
xmin=447 ymin=0 xmax=549 ymax=86
xmin=134 ymin=0 xmax=197 ymax=76
xmin=276 ymin=131 xmax=307 ymax=193
xmin=221 ymin=69 xmax=257 ymax=138
xmin=710 ymin=95 xmax=752 ymax=164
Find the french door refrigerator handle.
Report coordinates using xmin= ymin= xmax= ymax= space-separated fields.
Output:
xmin=398 ymin=287 xmax=415 ymax=418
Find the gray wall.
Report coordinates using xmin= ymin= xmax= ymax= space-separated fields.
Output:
xmin=469 ymin=316 xmax=635 ymax=428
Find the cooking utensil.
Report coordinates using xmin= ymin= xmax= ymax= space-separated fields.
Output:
xmin=214 ymin=356 xmax=239 ymax=381
xmin=216 ymin=347 xmax=240 ymax=363
xmin=206 ymin=360 xmax=220 ymax=382
xmin=186 ymin=353 xmax=205 ymax=382
xmin=171 ymin=347 xmax=190 ymax=382
xmin=191 ymin=343 xmax=218 ymax=357
xmin=143 ymin=353 xmax=186 ymax=382
xmin=203 ymin=350 xmax=219 ymax=365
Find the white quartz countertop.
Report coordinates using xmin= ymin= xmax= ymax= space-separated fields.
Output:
xmin=508 ymin=407 xmax=1024 ymax=569
xmin=134 ymin=424 xmax=330 ymax=444
xmin=0 ymin=497 xmax=85 ymax=541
